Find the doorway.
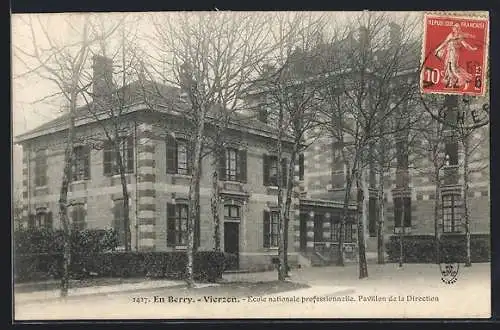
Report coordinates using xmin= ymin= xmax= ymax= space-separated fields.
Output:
xmin=224 ymin=221 xmax=239 ymax=270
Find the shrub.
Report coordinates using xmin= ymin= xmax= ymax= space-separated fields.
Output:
xmin=80 ymin=251 xmax=226 ymax=282
xmin=386 ymin=234 xmax=490 ymax=264
xmin=14 ymin=228 xmax=119 ymax=282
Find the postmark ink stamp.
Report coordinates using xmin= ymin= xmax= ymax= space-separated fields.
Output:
xmin=439 ymin=262 xmax=460 ymax=284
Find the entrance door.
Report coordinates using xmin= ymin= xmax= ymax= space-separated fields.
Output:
xmin=300 ymin=213 xmax=307 ymax=251
xmin=224 ymin=222 xmax=239 ymax=270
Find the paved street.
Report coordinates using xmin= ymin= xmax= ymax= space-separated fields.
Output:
xmin=14 ymin=263 xmax=491 ymax=320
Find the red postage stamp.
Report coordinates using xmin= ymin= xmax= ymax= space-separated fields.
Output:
xmin=420 ymin=13 xmax=489 ymax=96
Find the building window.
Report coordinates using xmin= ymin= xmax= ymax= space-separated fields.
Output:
xmin=442 ymin=194 xmax=462 ymax=233
xmin=103 ymin=136 xmax=134 ymax=176
xmin=167 ymin=203 xmax=188 ymax=247
xmin=224 ymin=205 xmax=240 ymax=220
xmin=29 ymin=211 xmax=53 ymax=229
xmin=71 ymin=204 xmax=86 ymax=231
xmin=331 ymin=144 xmax=345 ymax=189
xmin=218 ymin=148 xmax=247 ymax=182
xmin=263 ymin=210 xmax=279 ymax=248
xmin=394 ymin=197 xmax=412 ymax=228
xmin=226 ymin=148 xmax=239 ymax=181
xmin=263 ymin=155 xmax=287 ymax=187
xmin=35 ymin=149 xmax=48 ymax=187
xmin=73 ymin=146 xmax=90 ymax=181
xmin=331 ymin=221 xmax=354 ymax=243
xmin=112 ymin=200 xmax=126 ymax=247
xmin=166 ymin=137 xmax=193 ymax=175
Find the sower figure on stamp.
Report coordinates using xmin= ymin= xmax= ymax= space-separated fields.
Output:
xmin=434 ymin=23 xmax=478 ymax=89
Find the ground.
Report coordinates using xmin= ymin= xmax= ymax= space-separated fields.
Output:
xmin=14 ymin=262 xmax=491 ymax=320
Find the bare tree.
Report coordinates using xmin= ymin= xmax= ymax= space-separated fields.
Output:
xmin=12 ymin=14 xmax=115 ymax=296
xmin=144 ymin=12 xmax=273 ymax=286
xmin=252 ymin=12 xmax=327 ymax=279
xmin=318 ymin=13 xmax=419 ymax=277
xmin=78 ymin=14 xmax=140 ymax=252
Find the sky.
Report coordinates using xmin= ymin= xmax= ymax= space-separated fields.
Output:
xmin=10 ymin=11 xmax=426 ymax=191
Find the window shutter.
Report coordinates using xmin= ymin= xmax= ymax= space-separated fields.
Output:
xmin=127 ymin=136 xmax=134 ymax=173
xmin=299 ymin=153 xmax=304 ymax=181
xmin=46 ymin=211 xmax=53 ymax=230
xmin=167 ymin=203 xmax=176 ymax=246
xmin=166 ymin=136 xmax=177 ymax=174
xmin=394 ymin=198 xmax=402 ymax=228
xmin=28 ymin=214 xmax=35 ymax=229
xmin=403 ymin=197 xmax=412 ymax=227
xmin=281 ymin=158 xmax=288 ymax=187
xmin=103 ymin=141 xmax=113 ymax=176
xmin=84 ymin=146 xmax=91 ymax=179
xmin=218 ymin=148 xmax=226 ymax=181
xmin=239 ymin=149 xmax=247 ymax=183
xmin=263 ymin=154 xmax=269 ymax=186
xmin=263 ymin=210 xmax=270 ymax=248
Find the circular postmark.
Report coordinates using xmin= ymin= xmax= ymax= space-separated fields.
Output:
xmin=439 ymin=262 xmax=460 ymax=284
xmin=419 ymin=13 xmax=490 ymax=131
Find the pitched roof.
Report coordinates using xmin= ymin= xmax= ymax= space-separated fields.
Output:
xmin=14 ymin=80 xmax=280 ymax=143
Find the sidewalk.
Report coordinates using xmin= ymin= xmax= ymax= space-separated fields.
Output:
xmin=15 ymin=279 xmax=185 ymax=305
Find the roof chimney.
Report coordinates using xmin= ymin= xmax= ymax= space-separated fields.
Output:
xmin=92 ymin=55 xmax=114 ymax=103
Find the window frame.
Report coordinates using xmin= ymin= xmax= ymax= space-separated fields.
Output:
xmin=104 ymin=136 xmax=134 ymax=177
xmin=73 ymin=145 xmax=91 ymax=181
xmin=34 ymin=149 xmax=48 ymax=187
xmin=268 ymin=156 xmax=279 ymax=186
xmin=269 ymin=211 xmax=279 ymax=248
xmin=224 ymin=205 xmax=241 ymax=221
xmin=225 ymin=148 xmax=240 ymax=182
xmin=442 ymin=194 xmax=462 ymax=233
xmin=176 ymin=140 xmax=190 ymax=175
xmin=71 ymin=204 xmax=87 ymax=231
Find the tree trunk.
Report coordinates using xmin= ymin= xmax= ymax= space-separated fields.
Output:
xmin=463 ymin=133 xmax=471 ymax=267
xmin=283 ymin=148 xmax=298 ymax=277
xmin=337 ymin=176 xmax=352 ymax=267
xmin=194 ymin=157 xmax=201 ymax=253
xmin=186 ymin=115 xmax=206 ymax=287
xmin=434 ymin=171 xmax=441 ymax=264
xmin=356 ymin=170 xmax=368 ymax=279
xmin=58 ymin=92 xmax=77 ymax=298
xmin=377 ymin=173 xmax=385 ymax=264
xmin=211 ymin=163 xmax=221 ymax=252
xmin=399 ymin=195 xmax=405 ymax=268
xmin=114 ymin=142 xmax=131 ymax=252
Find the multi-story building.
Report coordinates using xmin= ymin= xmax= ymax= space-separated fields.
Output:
xmin=243 ymin=23 xmax=490 ymax=261
xmin=16 ymin=55 xmax=309 ymax=271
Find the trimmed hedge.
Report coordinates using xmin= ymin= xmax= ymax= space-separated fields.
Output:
xmin=14 ymin=228 xmax=119 ymax=255
xmin=386 ymin=234 xmax=490 ymax=264
xmin=14 ymin=228 xmax=119 ymax=282
xmin=14 ymin=229 xmax=226 ymax=282
xmin=15 ymin=251 xmax=226 ymax=283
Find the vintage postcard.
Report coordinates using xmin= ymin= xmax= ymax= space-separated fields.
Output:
xmin=11 ymin=10 xmax=491 ymax=320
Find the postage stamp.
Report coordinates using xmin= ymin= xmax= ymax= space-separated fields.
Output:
xmin=420 ymin=13 xmax=489 ymax=96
